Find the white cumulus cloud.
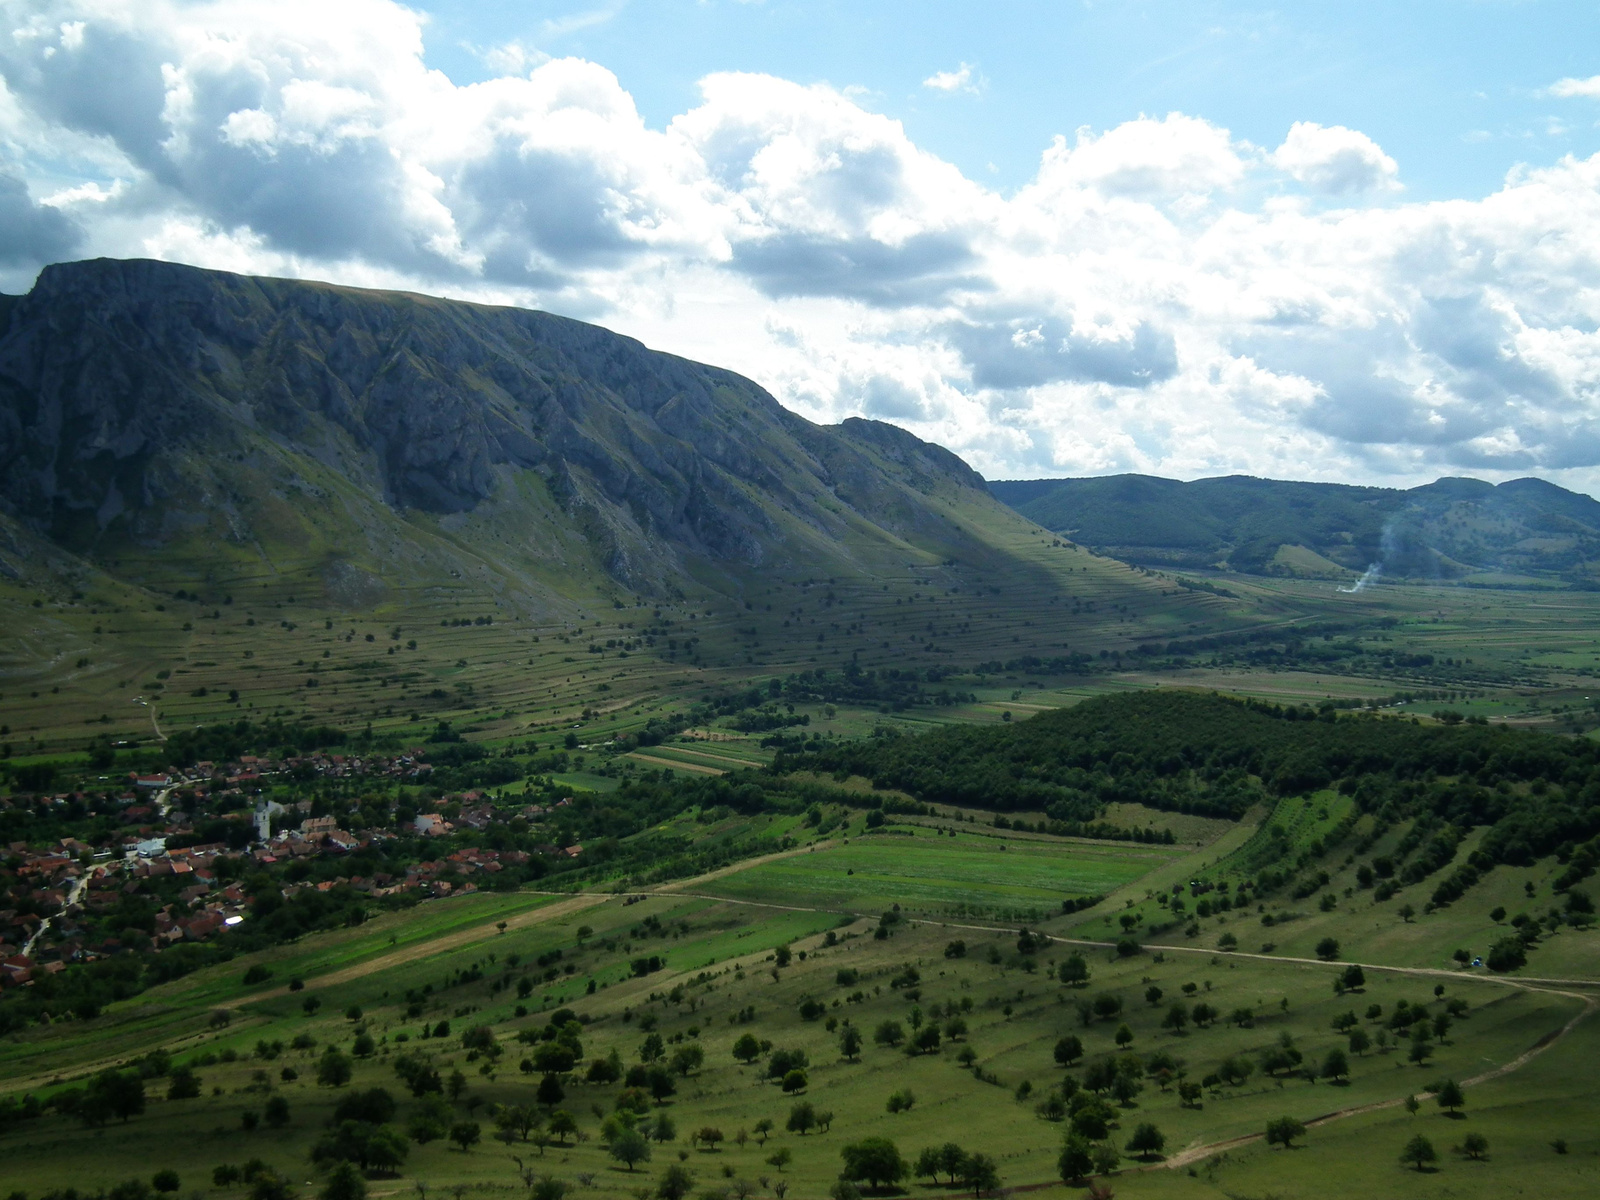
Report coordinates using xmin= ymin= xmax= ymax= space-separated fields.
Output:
xmin=1548 ymin=74 xmax=1600 ymax=99
xmin=2 ymin=0 xmax=1600 ymax=496
xmin=922 ymin=63 xmax=978 ymax=94
xmin=1271 ymin=121 xmax=1400 ymax=194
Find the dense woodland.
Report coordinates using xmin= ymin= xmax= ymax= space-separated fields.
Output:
xmin=778 ymin=691 xmax=1600 ymax=894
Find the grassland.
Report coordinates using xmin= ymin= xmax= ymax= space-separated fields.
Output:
xmin=2 ymin=804 xmax=1596 ymax=1200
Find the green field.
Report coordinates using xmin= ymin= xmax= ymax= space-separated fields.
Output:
xmin=694 ymin=831 xmax=1185 ymax=920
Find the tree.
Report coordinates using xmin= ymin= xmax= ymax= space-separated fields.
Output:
xmin=531 ymin=1179 xmax=566 ymax=1200
xmin=1125 ymin=1123 xmax=1165 ymax=1161
xmin=1114 ymin=1024 xmax=1134 ymax=1049
xmin=166 ymin=1067 xmax=201 ymax=1101
xmin=1057 ymin=1134 xmax=1095 ymax=1184
xmin=1461 ymin=1132 xmax=1488 ymax=1160
xmin=1436 ymin=1080 xmax=1465 ymax=1114
xmin=1058 ymin=955 xmax=1090 ymax=987
xmin=264 ymin=1095 xmax=291 ymax=1129
xmin=664 ymin=1044 xmax=703 ymax=1077
xmin=767 ymin=1148 xmax=793 ymax=1173
xmin=321 ymin=1163 xmax=366 ymax=1200
xmin=248 ymin=1171 xmax=296 ymax=1200
xmin=1315 ymin=937 xmax=1341 ymax=962
xmin=1053 ymin=1035 xmax=1084 ymax=1066
xmin=82 ymin=1069 xmax=145 ymax=1125
xmin=1398 ymin=903 xmax=1416 ymax=924
xmin=1265 ymin=1117 xmax=1305 ymax=1149
xmin=610 ymin=1128 xmax=652 ymax=1171
xmin=1348 ymin=1028 xmax=1372 ymax=1056
xmin=1320 ymin=1048 xmax=1350 ymax=1082
xmin=656 ymin=1165 xmax=695 ymax=1200
xmin=152 ymin=1171 xmax=181 ymax=1194
xmin=1177 ymin=1080 xmax=1203 ymax=1108
xmin=1162 ymin=1003 xmax=1188 ymax=1034
xmin=839 ymin=1025 xmax=863 ymax=1060
xmin=787 ymin=1102 xmax=817 ymax=1135
xmin=1144 ymin=985 xmax=1163 ymax=1006
xmin=1400 ymin=1134 xmax=1437 ymax=1171
xmin=695 ymin=1127 xmax=726 ymax=1152
xmin=1342 ymin=965 xmax=1366 ymax=991
xmin=450 ymin=1121 xmax=481 ymax=1153
xmin=960 ymin=1153 xmax=999 ymax=1197
xmin=781 ymin=1069 xmax=809 ymax=1094
xmin=753 ymin=1118 xmax=775 ymax=1145
xmin=1218 ymin=1056 xmax=1254 ymax=1087
xmin=639 ymin=1034 xmax=666 ymax=1064
xmin=647 ymin=1114 xmax=677 ymax=1144
xmin=407 ymin=1095 xmax=453 ymax=1144
xmin=873 ymin=1020 xmax=905 ymax=1048
xmin=1090 ymin=1145 xmax=1120 ymax=1176
xmin=548 ymin=1111 xmax=579 ymax=1144
xmin=840 ymin=1137 xmax=908 ymax=1190
xmin=318 ymin=1050 xmax=353 ymax=1088
xmin=733 ymin=1034 xmax=762 ymax=1064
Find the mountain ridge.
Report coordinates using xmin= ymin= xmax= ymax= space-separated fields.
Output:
xmin=0 ymin=258 xmax=997 ymax=607
xmin=989 ymin=472 xmax=1600 ymax=583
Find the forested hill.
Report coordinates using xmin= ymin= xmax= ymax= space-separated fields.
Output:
xmin=988 ymin=473 xmax=1600 ymax=583
xmin=776 ymin=691 xmax=1600 ymax=903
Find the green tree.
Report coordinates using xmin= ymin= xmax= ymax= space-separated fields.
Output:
xmin=1436 ymin=1080 xmax=1465 ymax=1113
xmin=873 ymin=1020 xmax=905 ymax=1048
xmin=656 ymin=1165 xmax=695 ymax=1200
xmin=1053 ymin=1035 xmax=1083 ymax=1066
xmin=450 ymin=1121 xmax=482 ymax=1153
xmin=1400 ymin=1134 xmax=1437 ymax=1171
xmin=1320 ymin=1048 xmax=1350 ymax=1082
xmin=1315 ymin=937 xmax=1341 ymax=961
xmin=317 ymin=1050 xmax=353 ymax=1089
xmin=264 ymin=1095 xmax=291 ymax=1129
xmin=787 ymin=1102 xmax=817 ymax=1135
xmin=960 ymin=1153 xmax=999 ymax=1198
xmin=732 ymin=1034 xmax=762 ymax=1064
xmin=1058 ymin=955 xmax=1089 ymax=987
xmin=1349 ymin=1028 xmax=1372 ymax=1056
xmin=670 ymin=1045 xmax=705 ymax=1077
xmin=1125 ymin=1123 xmax=1165 ymax=1161
xmin=320 ymin=1163 xmax=366 ymax=1200
xmin=767 ymin=1148 xmax=793 ymax=1173
xmin=1461 ymin=1132 xmax=1489 ymax=1160
xmin=648 ymin=1114 xmax=677 ymax=1144
xmin=152 ymin=1171 xmax=180 ymax=1194
xmin=548 ymin=1111 xmax=578 ymax=1144
xmin=610 ymin=1128 xmax=652 ymax=1171
xmin=1265 ymin=1117 xmax=1305 ymax=1149
xmin=839 ymin=1137 xmax=908 ymax=1190
xmin=839 ymin=1025 xmax=863 ymax=1060
xmin=166 ymin=1067 xmax=202 ymax=1101
xmin=1057 ymin=1134 xmax=1094 ymax=1184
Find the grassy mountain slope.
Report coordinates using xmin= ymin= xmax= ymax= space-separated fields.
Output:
xmin=990 ymin=473 xmax=1600 ymax=582
xmin=0 ymin=260 xmax=1232 ymax=753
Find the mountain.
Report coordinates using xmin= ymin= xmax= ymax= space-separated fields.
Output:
xmin=0 ymin=259 xmax=1212 ymax=755
xmin=989 ymin=473 xmax=1600 ymax=584
xmin=0 ymin=258 xmax=998 ymax=605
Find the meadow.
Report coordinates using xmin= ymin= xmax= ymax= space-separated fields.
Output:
xmin=2 ymin=803 xmax=1597 ymax=1200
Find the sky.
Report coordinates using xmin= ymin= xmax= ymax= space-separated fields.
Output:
xmin=4 ymin=2 xmax=1600 ymax=492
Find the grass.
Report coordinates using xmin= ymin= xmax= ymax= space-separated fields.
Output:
xmin=1 ymin=876 xmax=1592 ymax=1200
xmin=692 ymin=828 xmax=1191 ymax=922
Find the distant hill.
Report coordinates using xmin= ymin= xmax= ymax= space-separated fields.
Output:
xmin=989 ymin=473 xmax=1600 ymax=584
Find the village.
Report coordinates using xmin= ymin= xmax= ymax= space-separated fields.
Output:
xmin=0 ymin=747 xmax=584 ymax=993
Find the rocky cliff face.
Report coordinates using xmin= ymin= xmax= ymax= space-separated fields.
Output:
xmin=0 ymin=259 xmax=987 ymax=594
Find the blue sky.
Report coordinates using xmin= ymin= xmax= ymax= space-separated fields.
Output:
xmin=3 ymin=0 xmax=1600 ymax=492
xmin=417 ymin=0 xmax=1600 ymax=201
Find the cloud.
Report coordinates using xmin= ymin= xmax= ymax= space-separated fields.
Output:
xmin=0 ymin=169 xmax=81 ymax=265
xmin=1548 ymin=75 xmax=1600 ymax=99
xmin=922 ymin=64 xmax=979 ymax=94
xmin=1271 ymin=122 xmax=1400 ymax=194
xmin=1029 ymin=113 xmax=1245 ymax=199
xmin=3 ymin=0 xmax=1600 ymax=493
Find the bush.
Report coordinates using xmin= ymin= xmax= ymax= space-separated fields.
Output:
xmin=152 ymin=1171 xmax=180 ymax=1193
